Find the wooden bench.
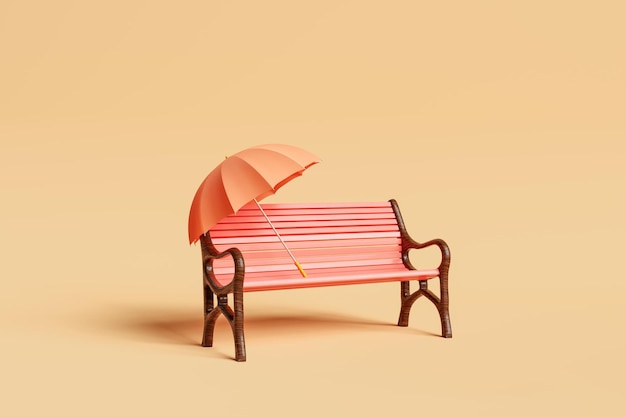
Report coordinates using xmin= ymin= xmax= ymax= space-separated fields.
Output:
xmin=199 ymin=199 xmax=452 ymax=361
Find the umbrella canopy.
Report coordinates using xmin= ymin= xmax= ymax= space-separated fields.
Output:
xmin=188 ymin=144 xmax=320 ymax=244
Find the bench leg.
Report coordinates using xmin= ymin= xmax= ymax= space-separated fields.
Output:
xmin=202 ymin=284 xmax=216 ymax=346
xmin=398 ymin=280 xmax=452 ymax=338
xmin=202 ymin=292 xmax=247 ymax=362
xmin=202 ymin=307 xmax=220 ymax=347
xmin=398 ymin=281 xmax=413 ymax=327
xmin=215 ymin=293 xmax=246 ymax=361
xmin=439 ymin=272 xmax=452 ymax=338
xmin=232 ymin=290 xmax=246 ymax=362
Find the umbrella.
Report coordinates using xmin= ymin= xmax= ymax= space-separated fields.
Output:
xmin=188 ymin=144 xmax=320 ymax=277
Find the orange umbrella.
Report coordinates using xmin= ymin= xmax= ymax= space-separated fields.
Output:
xmin=188 ymin=144 xmax=320 ymax=276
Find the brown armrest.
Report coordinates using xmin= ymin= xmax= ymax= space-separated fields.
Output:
xmin=200 ymin=234 xmax=245 ymax=293
xmin=401 ymin=237 xmax=451 ymax=272
xmin=389 ymin=199 xmax=450 ymax=273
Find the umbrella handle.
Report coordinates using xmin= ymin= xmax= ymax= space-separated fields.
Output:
xmin=294 ymin=261 xmax=307 ymax=278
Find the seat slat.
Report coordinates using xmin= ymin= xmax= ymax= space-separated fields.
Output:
xmin=240 ymin=263 xmax=423 ymax=280
xmin=232 ymin=206 xmax=394 ymax=217
xmin=212 ymin=236 xmax=402 ymax=253
xmin=213 ymin=257 xmax=404 ymax=274
xmin=237 ymin=201 xmax=392 ymax=210
xmin=211 ymin=218 xmax=398 ymax=231
xmin=211 ymin=231 xmax=400 ymax=245
xmin=217 ymin=212 xmax=396 ymax=224
xmin=217 ymin=245 xmax=401 ymax=262
xmin=210 ymin=224 xmax=399 ymax=238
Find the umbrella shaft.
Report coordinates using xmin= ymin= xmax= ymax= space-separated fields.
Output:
xmin=253 ymin=199 xmax=297 ymax=262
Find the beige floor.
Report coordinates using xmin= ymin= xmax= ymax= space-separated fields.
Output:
xmin=1 ymin=2 xmax=625 ymax=416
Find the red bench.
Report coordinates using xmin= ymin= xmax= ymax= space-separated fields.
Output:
xmin=199 ymin=199 xmax=452 ymax=361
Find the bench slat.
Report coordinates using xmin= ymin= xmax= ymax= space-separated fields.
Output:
xmin=212 ymin=236 xmax=402 ymax=253
xmin=211 ymin=218 xmax=398 ymax=231
xmin=210 ymin=224 xmax=399 ymax=239
xmin=232 ymin=206 xmax=394 ymax=217
xmin=217 ymin=245 xmax=401 ymax=262
xmin=211 ymin=231 xmax=401 ymax=245
xmin=217 ymin=212 xmax=397 ymax=224
xmin=236 ymin=201 xmax=392 ymax=210
xmin=241 ymin=264 xmax=426 ymax=280
xmin=213 ymin=257 xmax=404 ymax=274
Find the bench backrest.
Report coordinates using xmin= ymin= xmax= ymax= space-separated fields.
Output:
xmin=208 ymin=201 xmax=405 ymax=276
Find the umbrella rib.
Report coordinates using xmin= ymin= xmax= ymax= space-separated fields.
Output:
xmin=253 ymin=198 xmax=307 ymax=278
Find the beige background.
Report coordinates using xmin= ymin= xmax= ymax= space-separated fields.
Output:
xmin=1 ymin=1 xmax=624 ymax=415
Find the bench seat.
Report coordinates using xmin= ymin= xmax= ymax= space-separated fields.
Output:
xmin=199 ymin=199 xmax=452 ymax=361
xmin=217 ymin=266 xmax=440 ymax=292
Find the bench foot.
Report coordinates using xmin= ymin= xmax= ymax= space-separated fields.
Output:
xmin=231 ymin=292 xmax=247 ymax=362
xmin=440 ymin=309 xmax=452 ymax=338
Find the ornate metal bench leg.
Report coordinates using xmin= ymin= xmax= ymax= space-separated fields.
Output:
xmin=440 ymin=310 xmax=452 ymax=338
xmin=398 ymin=280 xmax=452 ymax=338
xmin=398 ymin=281 xmax=420 ymax=327
xmin=200 ymin=236 xmax=247 ymax=360
xmin=202 ymin=307 xmax=221 ymax=347
xmin=439 ymin=273 xmax=452 ymax=338
xmin=217 ymin=294 xmax=247 ymax=362
xmin=202 ymin=284 xmax=217 ymax=347
xmin=232 ymin=290 xmax=246 ymax=362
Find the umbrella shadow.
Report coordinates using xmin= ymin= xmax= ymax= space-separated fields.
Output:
xmin=99 ymin=305 xmax=438 ymax=349
xmin=245 ymin=312 xmax=389 ymax=340
xmin=97 ymin=307 xmax=204 ymax=346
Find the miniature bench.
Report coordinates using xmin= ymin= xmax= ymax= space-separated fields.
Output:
xmin=199 ymin=199 xmax=451 ymax=361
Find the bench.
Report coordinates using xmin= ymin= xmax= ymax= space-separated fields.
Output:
xmin=199 ymin=199 xmax=452 ymax=361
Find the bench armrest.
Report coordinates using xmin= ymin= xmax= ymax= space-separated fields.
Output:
xmin=389 ymin=199 xmax=450 ymax=273
xmin=200 ymin=234 xmax=245 ymax=293
xmin=402 ymin=237 xmax=451 ymax=272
